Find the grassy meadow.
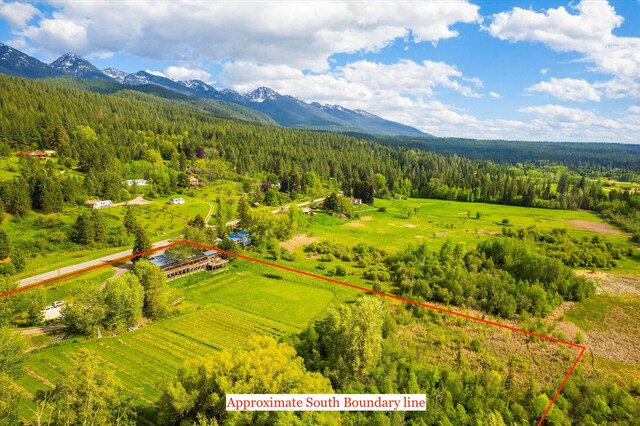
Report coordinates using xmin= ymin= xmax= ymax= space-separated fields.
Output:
xmin=309 ymin=197 xmax=630 ymax=251
xmin=14 ymin=258 xmax=361 ymax=416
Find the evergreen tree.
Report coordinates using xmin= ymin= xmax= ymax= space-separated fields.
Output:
xmin=189 ymin=214 xmax=206 ymax=230
xmin=123 ymin=206 xmax=138 ymax=234
xmin=215 ymin=196 xmax=228 ymax=238
xmin=132 ymin=225 xmax=152 ymax=261
xmin=0 ymin=230 xmax=11 ymax=260
xmin=72 ymin=212 xmax=95 ymax=245
xmin=237 ymin=196 xmax=251 ymax=228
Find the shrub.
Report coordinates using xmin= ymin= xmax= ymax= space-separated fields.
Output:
xmin=281 ymin=249 xmax=296 ymax=261
xmin=34 ymin=215 xmax=65 ymax=228
xmin=334 ymin=264 xmax=347 ymax=276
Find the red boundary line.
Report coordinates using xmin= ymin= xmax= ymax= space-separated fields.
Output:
xmin=2 ymin=240 xmax=587 ymax=425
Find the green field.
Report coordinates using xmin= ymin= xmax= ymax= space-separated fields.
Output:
xmin=308 ymin=197 xmax=628 ymax=250
xmin=15 ymin=259 xmax=360 ymax=416
xmin=300 ymin=198 xmax=639 ymax=273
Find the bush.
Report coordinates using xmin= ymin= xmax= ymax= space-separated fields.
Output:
xmin=469 ymin=339 xmax=482 ymax=352
xmin=378 ymin=206 xmax=387 ymax=212
xmin=34 ymin=215 xmax=65 ymax=228
xmin=334 ymin=264 xmax=347 ymax=276
xmin=263 ymin=273 xmax=283 ymax=280
xmin=281 ymin=249 xmax=296 ymax=261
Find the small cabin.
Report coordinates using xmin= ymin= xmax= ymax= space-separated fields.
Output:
xmin=86 ymin=199 xmax=112 ymax=209
xmin=352 ymin=198 xmax=363 ymax=205
xmin=168 ymin=197 xmax=185 ymax=205
xmin=188 ymin=176 xmax=203 ymax=188
xmin=16 ymin=150 xmax=47 ymax=161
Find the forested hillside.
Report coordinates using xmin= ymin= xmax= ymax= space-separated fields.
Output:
xmin=2 ymin=75 xmax=637 ymax=217
xmin=355 ymin=133 xmax=640 ymax=172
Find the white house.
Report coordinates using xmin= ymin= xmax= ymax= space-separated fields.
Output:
xmin=122 ymin=179 xmax=149 ymax=187
xmin=169 ymin=197 xmax=185 ymax=205
xmin=86 ymin=199 xmax=112 ymax=209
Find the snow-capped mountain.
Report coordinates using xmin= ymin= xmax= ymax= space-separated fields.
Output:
xmin=0 ymin=43 xmax=61 ymax=78
xmin=0 ymin=46 xmax=428 ymax=136
xmin=102 ymin=68 xmax=128 ymax=83
xmin=353 ymin=109 xmax=378 ymax=118
xmin=50 ymin=53 xmax=114 ymax=81
xmin=218 ymin=88 xmax=249 ymax=104
xmin=181 ymin=79 xmax=214 ymax=92
xmin=123 ymin=71 xmax=152 ymax=86
xmin=246 ymin=87 xmax=279 ymax=103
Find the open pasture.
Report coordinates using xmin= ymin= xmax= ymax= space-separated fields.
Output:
xmin=307 ymin=197 xmax=633 ymax=252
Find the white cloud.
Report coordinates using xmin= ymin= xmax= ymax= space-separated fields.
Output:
xmin=20 ymin=14 xmax=88 ymax=53
xmin=520 ymin=104 xmax=595 ymax=123
xmin=14 ymin=1 xmax=480 ymax=70
xmin=0 ymin=1 xmax=40 ymax=30
xmin=526 ymin=78 xmax=601 ymax=102
xmin=629 ymin=106 xmax=640 ymax=114
xmin=218 ymin=60 xmax=639 ymax=142
xmin=163 ymin=66 xmax=211 ymax=82
xmin=219 ymin=59 xmax=482 ymax=101
xmin=489 ymin=91 xmax=502 ymax=98
xmin=488 ymin=0 xmax=640 ymax=99
xmin=540 ymin=68 xmax=549 ymax=75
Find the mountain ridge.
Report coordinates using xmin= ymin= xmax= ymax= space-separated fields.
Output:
xmin=0 ymin=43 xmax=430 ymax=137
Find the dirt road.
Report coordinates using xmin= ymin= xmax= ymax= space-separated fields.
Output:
xmin=20 ymin=324 xmax=67 ymax=335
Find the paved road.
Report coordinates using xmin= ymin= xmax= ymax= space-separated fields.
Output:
xmin=17 ymin=197 xmax=325 ymax=288
xmin=18 ymin=239 xmax=174 ymax=288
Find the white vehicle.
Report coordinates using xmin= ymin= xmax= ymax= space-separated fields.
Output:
xmin=52 ymin=300 xmax=65 ymax=308
xmin=44 ymin=306 xmax=56 ymax=311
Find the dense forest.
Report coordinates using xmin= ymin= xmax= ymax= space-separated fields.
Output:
xmin=356 ymin=133 xmax=640 ymax=172
xmin=1 ymin=75 xmax=638 ymax=225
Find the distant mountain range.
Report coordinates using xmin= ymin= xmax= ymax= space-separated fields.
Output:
xmin=0 ymin=43 xmax=429 ymax=137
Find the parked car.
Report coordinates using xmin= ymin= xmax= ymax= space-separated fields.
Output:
xmin=52 ymin=300 xmax=65 ymax=308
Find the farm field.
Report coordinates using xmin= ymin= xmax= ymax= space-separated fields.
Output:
xmin=300 ymin=197 xmax=640 ymax=273
xmin=14 ymin=258 xmax=361 ymax=418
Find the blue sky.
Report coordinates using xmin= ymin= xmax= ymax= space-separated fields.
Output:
xmin=1 ymin=0 xmax=639 ymax=142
